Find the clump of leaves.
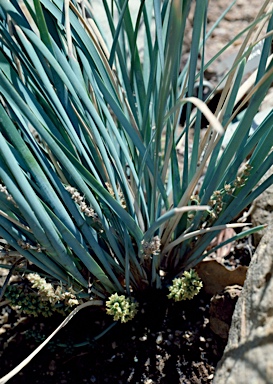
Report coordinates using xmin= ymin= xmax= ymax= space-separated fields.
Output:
xmin=1 ymin=0 xmax=273 ymax=381
xmin=0 ymin=0 xmax=272 ymax=318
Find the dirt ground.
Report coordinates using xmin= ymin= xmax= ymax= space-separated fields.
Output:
xmin=0 ymin=1 xmax=271 ymax=383
xmin=204 ymin=0 xmax=269 ymax=75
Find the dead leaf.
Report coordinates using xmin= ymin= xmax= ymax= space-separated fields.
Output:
xmin=216 ymin=228 xmax=236 ymax=260
xmin=195 ymin=260 xmax=247 ymax=295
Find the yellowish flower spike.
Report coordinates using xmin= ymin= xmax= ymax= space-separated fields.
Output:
xmin=168 ymin=269 xmax=203 ymax=302
xmin=106 ymin=293 xmax=138 ymax=323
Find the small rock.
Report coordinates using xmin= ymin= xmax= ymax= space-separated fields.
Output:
xmin=156 ymin=333 xmax=163 ymax=344
xmin=209 ymin=285 xmax=242 ymax=339
xmin=168 ymin=333 xmax=174 ymax=341
xmin=48 ymin=360 xmax=56 ymax=372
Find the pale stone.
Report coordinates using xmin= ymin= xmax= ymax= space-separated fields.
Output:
xmin=213 ymin=225 xmax=273 ymax=384
xmin=251 ymin=167 xmax=273 ymax=245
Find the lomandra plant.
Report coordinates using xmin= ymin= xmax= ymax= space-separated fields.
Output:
xmin=0 ymin=0 xmax=273 ymax=379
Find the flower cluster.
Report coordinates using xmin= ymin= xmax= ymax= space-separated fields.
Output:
xmin=0 ymin=183 xmax=16 ymax=206
xmin=5 ymin=273 xmax=80 ymax=317
xmin=17 ymin=240 xmax=43 ymax=253
xmin=167 ymin=269 xmax=203 ymax=302
xmin=188 ymin=194 xmax=201 ymax=221
xmin=27 ymin=273 xmax=80 ymax=307
xmin=234 ymin=163 xmax=252 ymax=187
xmin=106 ymin=293 xmax=138 ymax=323
xmin=5 ymin=284 xmax=57 ymax=317
xmin=65 ymin=185 xmax=95 ymax=217
xmin=141 ymin=236 xmax=161 ymax=259
xmin=208 ymin=163 xmax=253 ymax=221
xmin=106 ymin=182 xmax=126 ymax=209
xmin=208 ymin=188 xmax=227 ymax=220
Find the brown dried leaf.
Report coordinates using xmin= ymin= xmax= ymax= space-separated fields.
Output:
xmin=216 ymin=228 xmax=236 ymax=260
xmin=195 ymin=260 xmax=247 ymax=296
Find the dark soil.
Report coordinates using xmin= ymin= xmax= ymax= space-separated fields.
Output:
xmin=1 ymin=237 xmax=252 ymax=384
xmin=0 ymin=288 xmax=226 ymax=384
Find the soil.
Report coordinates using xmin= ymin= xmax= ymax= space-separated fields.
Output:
xmin=0 ymin=289 xmax=226 ymax=384
xmin=0 ymin=1 xmax=269 ymax=383
xmin=0 ymin=234 xmax=252 ymax=384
